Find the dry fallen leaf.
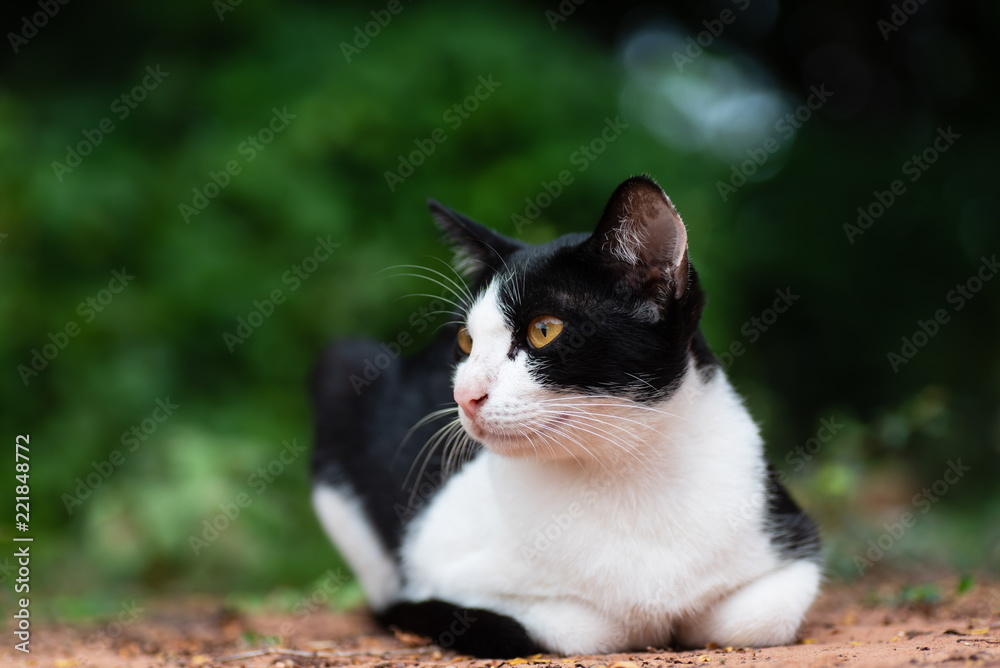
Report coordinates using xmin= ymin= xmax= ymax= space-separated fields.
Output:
xmin=800 ymin=638 xmax=816 ymax=644
xmin=609 ymin=662 xmax=640 ymax=668
xmin=970 ymin=628 xmax=990 ymax=635
xmin=54 ymin=661 xmax=78 ymax=668
xmin=392 ymin=628 xmax=432 ymax=647
xmin=189 ymin=656 xmax=212 ymax=666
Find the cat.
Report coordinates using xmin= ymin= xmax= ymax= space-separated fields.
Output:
xmin=310 ymin=175 xmax=821 ymax=658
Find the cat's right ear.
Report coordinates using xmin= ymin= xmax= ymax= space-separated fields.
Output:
xmin=428 ymin=199 xmax=523 ymax=277
xmin=586 ymin=176 xmax=690 ymax=302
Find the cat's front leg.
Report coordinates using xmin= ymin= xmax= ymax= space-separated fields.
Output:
xmin=674 ymin=559 xmax=822 ymax=648
xmin=511 ymin=598 xmax=623 ymax=655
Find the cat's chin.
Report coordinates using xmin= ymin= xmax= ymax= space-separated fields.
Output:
xmin=479 ymin=439 xmax=537 ymax=459
xmin=458 ymin=418 xmax=538 ymax=458
xmin=462 ymin=424 xmax=526 ymax=456
xmin=461 ymin=418 xmax=587 ymax=461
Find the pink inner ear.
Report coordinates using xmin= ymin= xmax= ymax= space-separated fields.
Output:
xmin=630 ymin=196 xmax=686 ymax=267
xmin=600 ymin=178 xmax=690 ymax=299
xmin=642 ymin=197 xmax=689 ymax=299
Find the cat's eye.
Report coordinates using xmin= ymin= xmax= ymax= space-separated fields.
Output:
xmin=527 ymin=316 xmax=564 ymax=349
xmin=457 ymin=326 xmax=473 ymax=354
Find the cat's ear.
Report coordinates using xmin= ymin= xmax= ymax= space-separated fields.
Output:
xmin=428 ymin=199 xmax=523 ymax=276
xmin=587 ymin=176 xmax=690 ymax=301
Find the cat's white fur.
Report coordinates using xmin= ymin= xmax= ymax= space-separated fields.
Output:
xmin=314 ymin=281 xmax=820 ymax=653
xmin=312 ymin=484 xmax=400 ymax=610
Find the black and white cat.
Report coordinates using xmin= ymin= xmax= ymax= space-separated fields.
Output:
xmin=310 ymin=176 xmax=821 ymax=658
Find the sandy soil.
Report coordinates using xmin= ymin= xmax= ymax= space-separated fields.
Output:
xmin=6 ymin=573 xmax=999 ymax=668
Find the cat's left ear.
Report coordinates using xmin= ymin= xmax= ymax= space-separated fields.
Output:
xmin=428 ymin=199 xmax=524 ymax=276
xmin=587 ymin=175 xmax=690 ymax=301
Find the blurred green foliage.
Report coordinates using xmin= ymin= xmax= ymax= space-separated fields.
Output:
xmin=0 ymin=0 xmax=998 ymax=615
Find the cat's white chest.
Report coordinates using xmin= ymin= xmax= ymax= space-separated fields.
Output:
xmin=398 ymin=384 xmax=782 ymax=652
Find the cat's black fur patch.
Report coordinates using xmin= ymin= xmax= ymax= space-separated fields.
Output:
xmin=435 ymin=176 xmax=718 ymax=403
xmin=310 ymin=333 xmax=465 ymax=554
xmin=764 ymin=464 xmax=822 ymax=561
xmin=488 ymin=240 xmax=712 ymax=402
xmin=376 ymin=600 xmax=540 ymax=659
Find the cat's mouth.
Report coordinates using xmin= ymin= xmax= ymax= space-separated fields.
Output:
xmin=460 ymin=412 xmax=573 ymax=454
xmin=460 ymin=417 xmax=515 ymax=444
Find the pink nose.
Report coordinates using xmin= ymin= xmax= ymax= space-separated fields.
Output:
xmin=454 ymin=386 xmax=488 ymax=419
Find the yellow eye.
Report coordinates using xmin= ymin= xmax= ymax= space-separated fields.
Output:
xmin=527 ymin=316 xmax=564 ymax=349
xmin=457 ymin=326 xmax=473 ymax=354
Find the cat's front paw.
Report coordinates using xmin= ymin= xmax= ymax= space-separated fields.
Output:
xmin=675 ymin=559 xmax=822 ymax=648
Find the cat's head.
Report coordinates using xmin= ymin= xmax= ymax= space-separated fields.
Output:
xmin=430 ymin=176 xmax=716 ymax=462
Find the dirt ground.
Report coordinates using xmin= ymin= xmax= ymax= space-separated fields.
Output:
xmin=6 ymin=573 xmax=1000 ymax=668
